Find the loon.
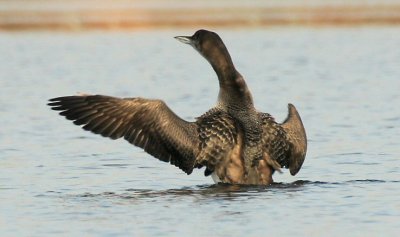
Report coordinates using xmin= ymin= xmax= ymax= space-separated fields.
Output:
xmin=48 ymin=29 xmax=307 ymax=185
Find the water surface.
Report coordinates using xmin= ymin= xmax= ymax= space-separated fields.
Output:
xmin=0 ymin=27 xmax=399 ymax=236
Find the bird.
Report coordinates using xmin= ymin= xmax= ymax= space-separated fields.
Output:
xmin=48 ymin=29 xmax=307 ymax=185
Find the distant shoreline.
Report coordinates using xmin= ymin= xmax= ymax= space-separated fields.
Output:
xmin=1 ymin=1 xmax=400 ymax=31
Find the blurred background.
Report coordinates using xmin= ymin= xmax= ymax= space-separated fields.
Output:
xmin=1 ymin=1 xmax=399 ymax=237
xmin=1 ymin=0 xmax=400 ymax=30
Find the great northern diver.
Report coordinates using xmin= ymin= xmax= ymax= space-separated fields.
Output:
xmin=48 ymin=29 xmax=307 ymax=185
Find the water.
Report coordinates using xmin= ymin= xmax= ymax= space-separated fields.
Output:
xmin=0 ymin=27 xmax=399 ymax=236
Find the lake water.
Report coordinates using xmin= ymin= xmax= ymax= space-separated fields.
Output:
xmin=0 ymin=27 xmax=399 ymax=236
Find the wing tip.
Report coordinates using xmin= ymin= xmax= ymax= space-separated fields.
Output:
xmin=283 ymin=103 xmax=307 ymax=176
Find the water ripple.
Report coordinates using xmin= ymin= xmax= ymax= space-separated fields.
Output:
xmin=49 ymin=179 xmax=399 ymax=202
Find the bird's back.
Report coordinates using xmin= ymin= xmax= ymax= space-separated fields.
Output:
xmin=192 ymin=107 xmax=301 ymax=185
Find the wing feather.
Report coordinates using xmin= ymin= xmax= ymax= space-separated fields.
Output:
xmin=48 ymin=95 xmax=198 ymax=174
xmin=260 ymin=104 xmax=307 ymax=176
xmin=195 ymin=108 xmax=237 ymax=175
xmin=281 ymin=104 xmax=307 ymax=175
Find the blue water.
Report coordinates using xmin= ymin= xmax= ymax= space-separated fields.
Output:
xmin=0 ymin=27 xmax=399 ymax=236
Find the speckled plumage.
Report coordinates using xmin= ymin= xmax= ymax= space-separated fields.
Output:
xmin=48 ymin=29 xmax=307 ymax=185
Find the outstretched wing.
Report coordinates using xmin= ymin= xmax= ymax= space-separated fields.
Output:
xmin=48 ymin=95 xmax=198 ymax=174
xmin=260 ymin=103 xmax=307 ymax=175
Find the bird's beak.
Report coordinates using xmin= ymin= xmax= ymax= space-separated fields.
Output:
xmin=174 ymin=36 xmax=193 ymax=45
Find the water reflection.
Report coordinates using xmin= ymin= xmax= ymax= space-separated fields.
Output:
xmin=72 ymin=182 xmax=305 ymax=201
xmin=61 ymin=179 xmax=397 ymax=204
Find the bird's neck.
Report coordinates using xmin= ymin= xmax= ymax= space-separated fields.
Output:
xmin=215 ymin=69 xmax=255 ymax=112
xmin=207 ymin=49 xmax=237 ymax=82
xmin=204 ymin=44 xmax=255 ymax=110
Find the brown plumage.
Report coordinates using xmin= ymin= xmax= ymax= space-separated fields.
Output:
xmin=48 ymin=29 xmax=307 ymax=185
